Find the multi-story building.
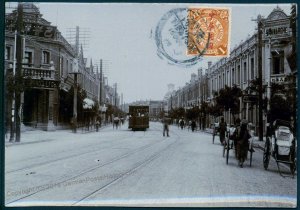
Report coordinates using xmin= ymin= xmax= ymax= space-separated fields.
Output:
xmin=166 ymin=7 xmax=296 ymax=134
xmin=149 ymin=100 xmax=165 ymax=120
xmin=5 ymin=3 xmax=101 ymax=132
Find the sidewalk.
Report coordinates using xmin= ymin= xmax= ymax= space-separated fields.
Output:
xmin=5 ymin=124 xmax=112 ymax=147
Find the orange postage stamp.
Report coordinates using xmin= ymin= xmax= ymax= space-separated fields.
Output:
xmin=187 ymin=7 xmax=230 ymax=56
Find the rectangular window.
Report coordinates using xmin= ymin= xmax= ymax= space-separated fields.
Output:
xmin=66 ymin=59 xmax=69 ymax=75
xmin=244 ymin=62 xmax=247 ymax=82
xmin=60 ymin=57 xmax=64 ymax=76
xmin=237 ymin=65 xmax=240 ymax=85
xmin=42 ymin=51 xmax=50 ymax=64
xmin=24 ymin=51 xmax=33 ymax=64
xmin=232 ymin=68 xmax=235 ymax=84
xmin=272 ymin=51 xmax=284 ymax=74
xmin=251 ymin=58 xmax=254 ymax=79
xmin=227 ymin=71 xmax=229 ymax=86
xmin=5 ymin=46 xmax=11 ymax=60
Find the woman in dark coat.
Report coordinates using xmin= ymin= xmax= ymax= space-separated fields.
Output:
xmin=235 ymin=120 xmax=251 ymax=168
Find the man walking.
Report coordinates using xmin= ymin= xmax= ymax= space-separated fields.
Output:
xmin=163 ymin=116 xmax=170 ymax=137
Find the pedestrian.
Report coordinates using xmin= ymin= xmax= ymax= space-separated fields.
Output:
xmin=235 ymin=119 xmax=251 ymax=168
xmin=191 ymin=120 xmax=196 ymax=132
xmin=179 ymin=118 xmax=185 ymax=130
xmin=163 ymin=116 xmax=170 ymax=137
xmin=230 ymin=118 xmax=241 ymax=152
xmin=219 ymin=117 xmax=227 ymax=145
xmin=96 ymin=120 xmax=100 ymax=132
xmin=113 ymin=116 xmax=119 ymax=129
xmin=188 ymin=120 xmax=192 ymax=131
xmin=70 ymin=116 xmax=76 ymax=133
xmin=248 ymin=123 xmax=255 ymax=153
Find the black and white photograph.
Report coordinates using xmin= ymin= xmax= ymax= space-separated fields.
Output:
xmin=3 ymin=2 xmax=297 ymax=207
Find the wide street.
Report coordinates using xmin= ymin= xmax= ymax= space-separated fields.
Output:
xmin=5 ymin=122 xmax=297 ymax=207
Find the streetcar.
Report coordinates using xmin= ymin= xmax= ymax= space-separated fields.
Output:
xmin=128 ymin=105 xmax=149 ymax=131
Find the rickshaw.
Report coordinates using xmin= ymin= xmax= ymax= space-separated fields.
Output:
xmin=223 ymin=124 xmax=254 ymax=167
xmin=263 ymin=119 xmax=297 ymax=177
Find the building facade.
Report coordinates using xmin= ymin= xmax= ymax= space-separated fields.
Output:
xmin=5 ymin=3 xmax=102 ymax=132
xmin=166 ymin=7 xmax=296 ymax=134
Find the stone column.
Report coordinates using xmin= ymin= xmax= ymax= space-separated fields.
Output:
xmin=47 ymin=89 xmax=56 ymax=131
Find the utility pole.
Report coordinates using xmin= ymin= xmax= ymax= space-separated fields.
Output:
xmin=290 ymin=4 xmax=297 ymax=133
xmin=114 ymin=83 xmax=117 ymax=107
xmin=99 ymin=59 xmax=103 ymax=105
xmin=15 ymin=3 xmax=24 ymax=142
xmin=257 ymin=15 xmax=264 ymax=141
xmin=9 ymin=30 xmax=17 ymax=142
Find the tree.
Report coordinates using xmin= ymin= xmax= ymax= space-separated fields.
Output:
xmin=186 ymin=106 xmax=200 ymax=120
xmin=214 ymin=85 xmax=242 ymax=118
xmin=208 ymin=104 xmax=222 ymax=118
xmin=268 ymin=95 xmax=291 ymax=122
xmin=199 ymin=101 xmax=209 ymax=130
xmin=267 ymin=82 xmax=293 ymax=123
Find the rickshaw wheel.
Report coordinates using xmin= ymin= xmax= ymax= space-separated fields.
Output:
xmin=263 ymin=137 xmax=270 ymax=170
xmin=226 ymin=140 xmax=230 ymax=164
xmin=223 ymin=139 xmax=226 ymax=157
xmin=249 ymin=146 xmax=253 ymax=167
xmin=290 ymin=142 xmax=296 ymax=174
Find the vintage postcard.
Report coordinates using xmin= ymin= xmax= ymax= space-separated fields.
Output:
xmin=3 ymin=2 xmax=297 ymax=208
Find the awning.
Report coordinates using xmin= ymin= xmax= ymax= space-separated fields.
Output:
xmin=83 ymin=98 xmax=95 ymax=109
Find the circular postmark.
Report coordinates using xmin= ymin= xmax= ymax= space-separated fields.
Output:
xmin=155 ymin=8 xmax=210 ymax=67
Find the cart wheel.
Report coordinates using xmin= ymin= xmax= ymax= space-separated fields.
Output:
xmin=263 ymin=137 xmax=270 ymax=170
xmin=223 ymin=139 xmax=226 ymax=157
xmin=290 ymin=141 xmax=296 ymax=175
xmin=226 ymin=140 xmax=230 ymax=164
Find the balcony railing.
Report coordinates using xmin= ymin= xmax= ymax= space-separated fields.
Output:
xmin=23 ymin=66 xmax=56 ymax=80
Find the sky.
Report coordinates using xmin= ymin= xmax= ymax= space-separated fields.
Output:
xmin=5 ymin=3 xmax=292 ymax=104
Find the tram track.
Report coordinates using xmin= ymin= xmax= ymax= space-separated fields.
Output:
xmin=6 ymin=123 xmax=175 ymax=205
xmin=6 ymin=131 xmax=136 ymax=174
xmin=73 ymin=127 xmax=181 ymax=205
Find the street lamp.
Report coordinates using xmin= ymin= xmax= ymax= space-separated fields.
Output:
xmin=69 ymin=58 xmax=81 ymax=133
